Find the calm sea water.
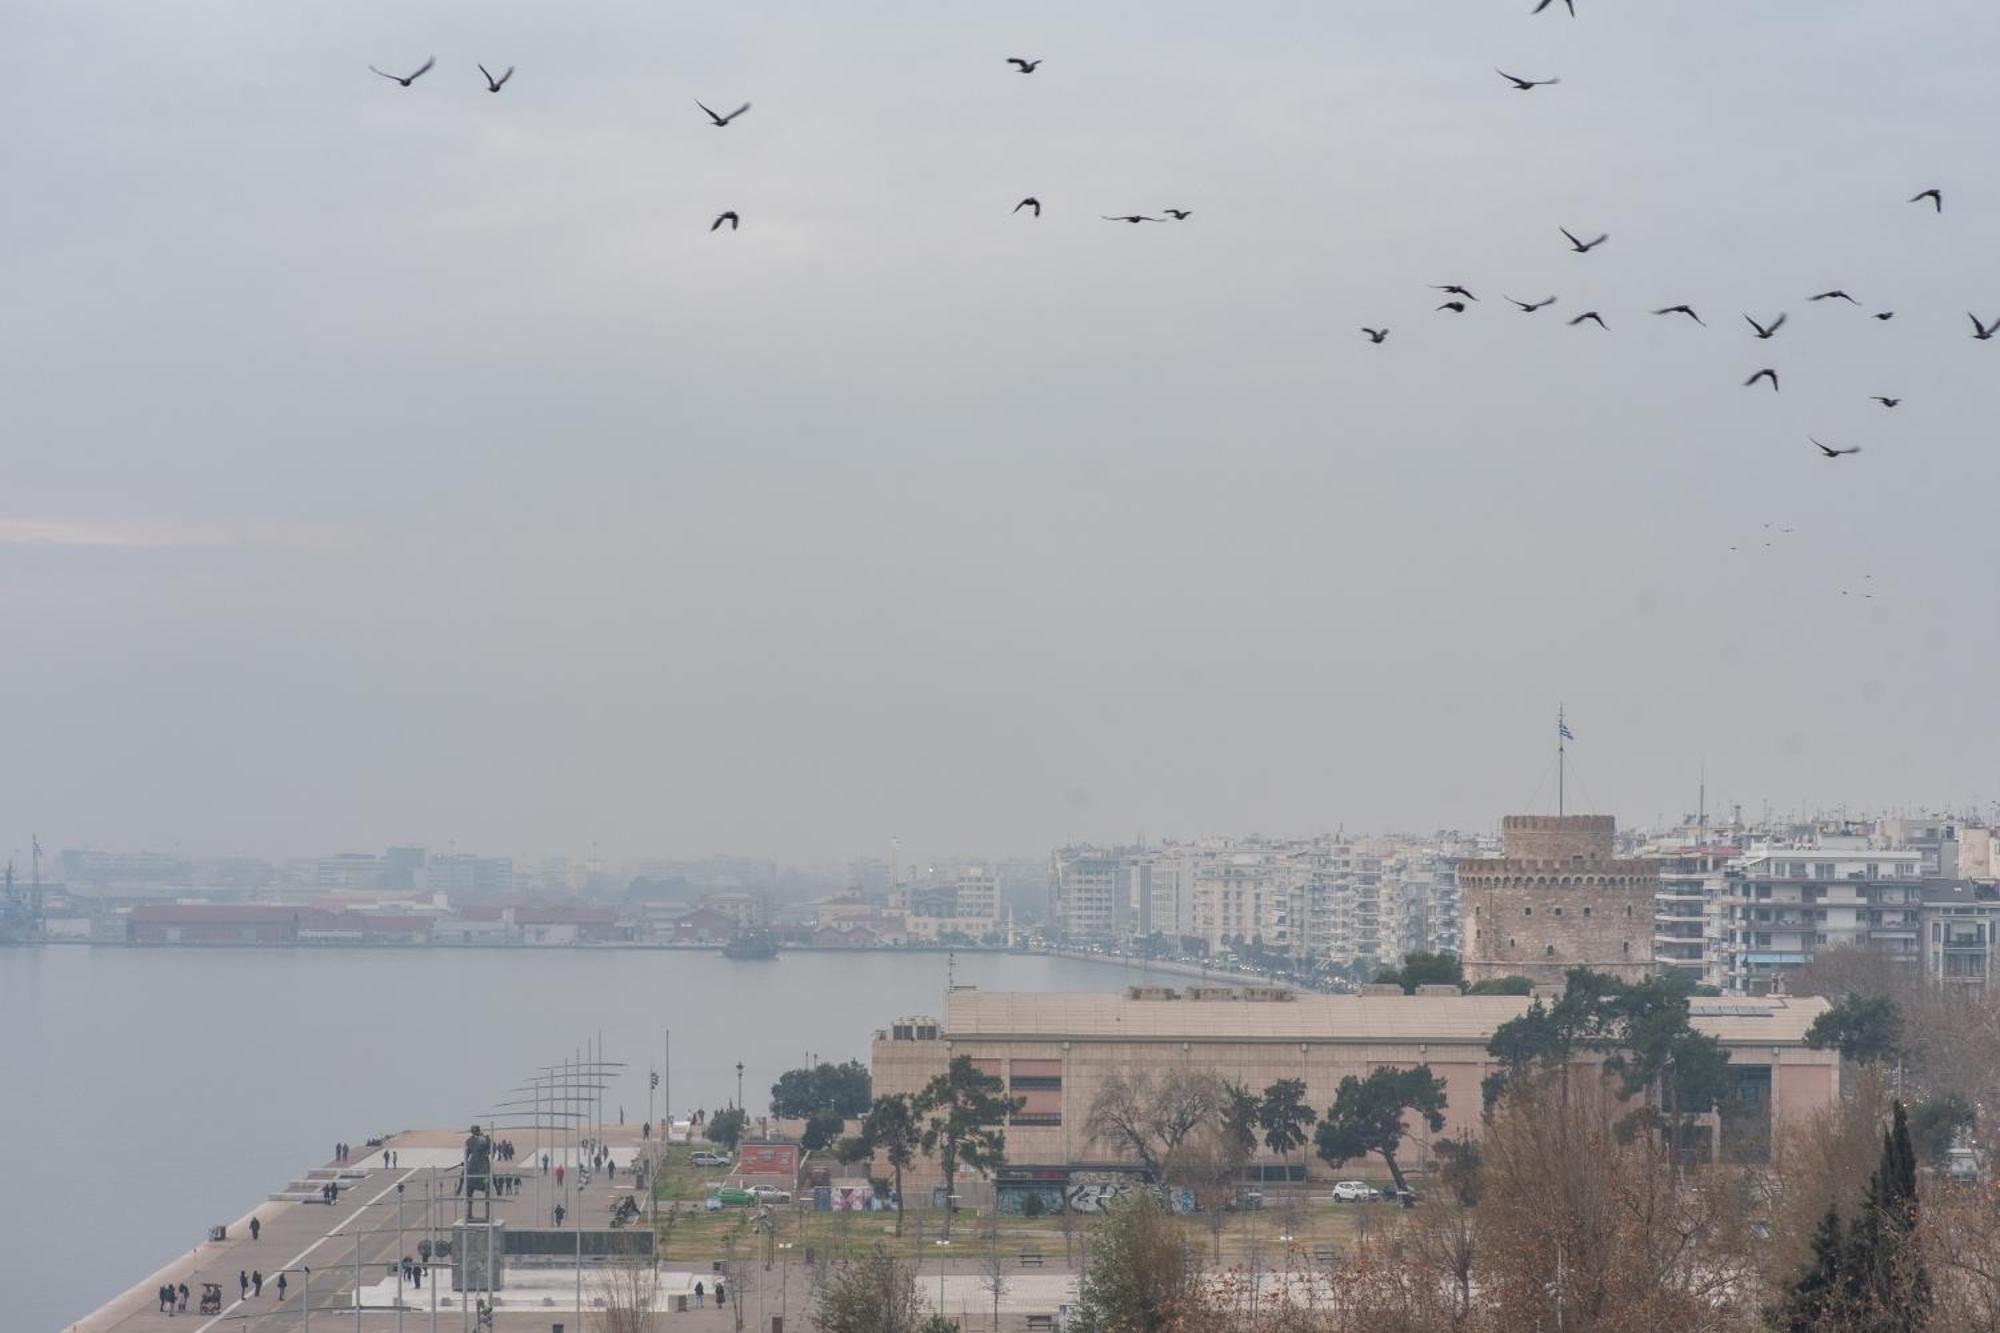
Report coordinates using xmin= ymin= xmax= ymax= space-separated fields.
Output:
xmin=3 ymin=945 xmax=1141 ymax=1331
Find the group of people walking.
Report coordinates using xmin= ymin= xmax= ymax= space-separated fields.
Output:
xmin=158 ymin=1270 xmax=284 ymax=1315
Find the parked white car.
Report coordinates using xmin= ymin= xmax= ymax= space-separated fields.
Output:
xmin=1330 ymin=1180 xmax=1375 ymax=1203
xmin=689 ymin=1151 xmax=732 ymax=1167
xmin=748 ymin=1184 xmax=792 ymax=1204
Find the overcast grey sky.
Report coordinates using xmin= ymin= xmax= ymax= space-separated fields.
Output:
xmin=5 ymin=0 xmax=1999 ymax=866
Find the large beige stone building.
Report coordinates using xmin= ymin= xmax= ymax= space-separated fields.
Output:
xmin=1461 ymin=815 xmax=1658 ymax=985
xmin=869 ymin=984 xmax=1838 ymax=1197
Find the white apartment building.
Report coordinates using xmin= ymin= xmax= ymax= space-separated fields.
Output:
xmin=1050 ymin=848 xmax=1127 ymax=942
xmin=1717 ymin=840 xmax=1925 ymax=994
xmin=1646 ymin=844 xmax=1737 ymax=988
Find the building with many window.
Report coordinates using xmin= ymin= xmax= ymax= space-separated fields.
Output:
xmin=1716 ymin=841 xmax=1925 ymax=994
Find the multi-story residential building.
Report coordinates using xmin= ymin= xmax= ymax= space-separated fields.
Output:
xmin=1919 ymin=881 xmax=2000 ymax=990
xmin=1646 ymin=844 xmax=1738 ymax=988
xmin=902 ymin=867 xmax=1004 ymax=942
xmin=1716 ymin=840 xmax=1925 ymax=994
xmin=315 ymin=852 xmax=383 ymax=890
xmin=423 ymin=854 xmax=515 ymax=896
xmin=1050 ymin=848 xmax=1128 ymax=942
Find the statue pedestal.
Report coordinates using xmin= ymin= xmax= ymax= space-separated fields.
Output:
xmin=452 ymin=1220 xmax=506 ymax=1293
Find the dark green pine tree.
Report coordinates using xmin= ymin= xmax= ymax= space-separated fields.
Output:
xmin=1778 ymin=1204 xmax=1847 ymax=1332
xmin=1844 ymin=1101 xmax=1931 ymax=1332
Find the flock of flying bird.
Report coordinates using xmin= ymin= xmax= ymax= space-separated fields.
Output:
xmin=366 ymin=27 xmax=1979 ymax=478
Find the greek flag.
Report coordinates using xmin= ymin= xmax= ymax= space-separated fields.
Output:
xmin=1558 ymin=720 xmax=1575 ymax=741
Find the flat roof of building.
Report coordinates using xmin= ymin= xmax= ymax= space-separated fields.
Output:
xmin=941 ymin=988 xmax=1833 ymax=1047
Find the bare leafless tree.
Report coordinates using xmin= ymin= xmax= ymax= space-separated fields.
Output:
xmin=1084 ymin=1067 xmax=1228 ymax=1182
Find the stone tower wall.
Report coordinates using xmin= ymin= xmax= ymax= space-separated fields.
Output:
xmin=1463 ymin=815 xmax=1657 ymax=985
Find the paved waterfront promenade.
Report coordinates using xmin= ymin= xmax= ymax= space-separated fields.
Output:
xmin=68 ymin=1127 xmax=764 ymax=1333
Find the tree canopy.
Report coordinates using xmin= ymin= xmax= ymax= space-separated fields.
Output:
xmin=1314 ymin=1064 xmax=1448 ymax=1195
xmin=768 ymin=1058 xmax=872 ymax=1119
xmin=1806 ymin=992 xmax=1906 ymax=1066
xmin=1082 ymin=1068 xmax=1226 ymax=1182
xmin=852 ymin=1092 xmax=921 ymax=1234
xmin=707 ymin=1106 xmax=748 ymax=1151
xmin=915 ymin=1055 xmax=1020 ymax=1238
xmin=1375 ymin=950 xmax=1465 ymax=993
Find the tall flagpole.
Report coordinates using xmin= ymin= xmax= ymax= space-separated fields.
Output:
xmin=1557 ymin=704 xmax=1566 ymax=817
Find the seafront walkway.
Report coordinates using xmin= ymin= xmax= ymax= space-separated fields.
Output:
xmin=65 ymin=1126 xmax=764 ymax=1333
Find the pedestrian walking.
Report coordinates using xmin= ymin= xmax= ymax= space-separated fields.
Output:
xmin=694 ymin=1279 xmax=705 ymax=1308
xmin=178 ymin=1282 xmax=189 ymax=1312
xmin=253 ymin=1270 xmax=263 ymax=1296
xmin=157 ymin=1284 xmax=169 ymax=1312
xmin=716 ymin=1279 xmax=727 ymax=1306
xmin=249 ymin=1216 xmax=261 ymax=1241
xmin=276 ymin=1273 xmax=288 ymax=1301
xmin=239 ymin=1270 xmax=249 ymax=1299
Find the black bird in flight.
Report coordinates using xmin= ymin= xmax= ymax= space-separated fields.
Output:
xmin=1560 ymin=227 xmax=1608 ymax=253
xmin=369 ymin=57 xmax=435 ymax=87
xmin=1872 ymin=311 xmax=1895 ymax=321
xmin=1361 ymin=328 xmax=1390 ymax=344
xmin=1436 ymin=301 xmax=1468 ymax=313
xmin=1507 ymin=295 xmax=1557 ymax=312
xmin=1871 ymin=396 xmax=1901 ymax=408
xmin=1006 ymin=58 xmax=1042 ymax=73
xmin=1162 ymin=209 xmax=1192 ymax=220
xmin=1745 ymin=312 xmax=1787 ymax=339
xmin=1972 ymin=313 xmax=2000 ymax=341
xmin=1102 ymin=214 xmax=1160 ymax=223
xmin=1910 ymin=188 xmax=1943 ymax=213
xmin=1809 ymin=290 xmax=1858 ymax=304
xmin=1497 ymin=69 xmax=1560 ymax=90
xmin=1531 ymin=0 xmax=1576 ymax=15
xmin=1744 ymin=369 xmax=1779 ymax=391
xmin=1014 ymin=197 xmax=1041 ymax=217
xmin=1432 ymin=284 xmax=1477 ymax=302
xmin=711 ymin=211 xmax=739 ymax=232
xmin=1653 ymin=304 xmax=1705 ymax=326
xmin=695 ymin=99 xmax=751 ymax=127
xmin=1812 ymin=437 xmax=1861 ymax=458
xmin=1568 ymin=311 xmax=1607 ymax=329
xmin=478 ymin=64 xmax=514 ymax=93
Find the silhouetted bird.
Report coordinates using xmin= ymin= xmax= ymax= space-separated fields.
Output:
xmin=1745 ymin=313 xmax=1787 ymax=339
xmin=1744 ymin=369 xmax=1779 ymax=391
xmin=1497 ymin=69 xmax=1560 ymax=90
xmin=1432 ymin=285 xmax=1477 ymax=302
xmin=1560 ymin=227 xmax=1608 ymax=253
xmin=1014 ymin=197 xmax=1041 ymax=217
xmin=1972 ymin=313 xmax=2000 ymax=341
xmin=1361 ymin=328 xmax=1389 ymax=344
xmin=1812 ymin=437 xmax=1861 ymax=458
xmin=1568 ymin=311 xmax=1607 ymax=329
xmin=695 ymin=99 xmax=751 ymax=127
xmin=1162 ymin=209 xmax=1192 ymax=220
xmin=478 ymin=64 xmax=514 ymax=93
xmin=711 ymin=211 xmax=739 ymax=232
xmin=1653 ymin=305 xmax=1705 ymax=326
xmin=1809 ymin=290 xmax=1857 ymax=304
xmin=1436 ymin=301 xmax=1467 ymax=313
xmin=1910 ymin=188 xmax=1943 ymax=213
xmin=1871 ymin=311 xmax=1895 ymax=321
xmin=369 ymin=58 xmax=435 ymax=87
xmin=1531 ymin=0 xmax=1575 ymax=15
xmin=1871 ymin=396 xmax=1901 ymax=408
xmin=1006 ymin=58 xmax=1042 ymax=73
xmin=1102 ymin=214 xmax=1160 ymax=224
xmin=1507 ymin=295 xmax=1557 ymax=312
